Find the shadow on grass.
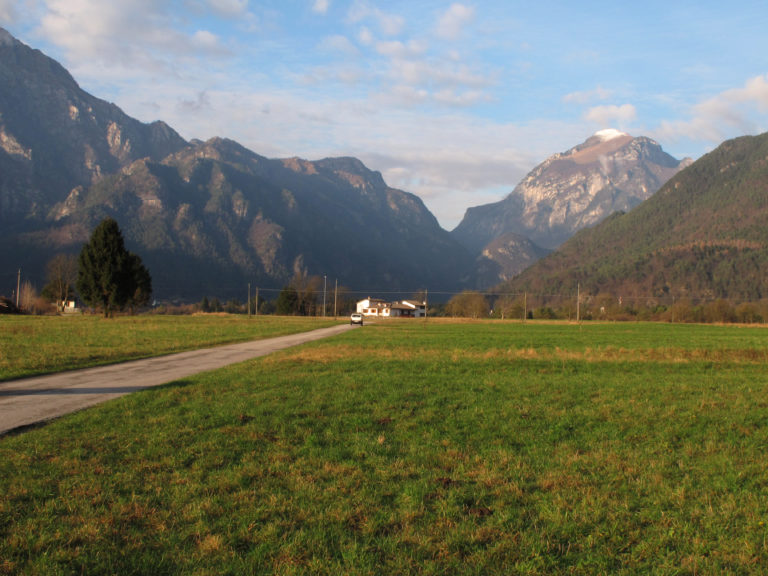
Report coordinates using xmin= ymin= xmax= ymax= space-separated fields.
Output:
xmin=0 ymin=379 xmax=196 ymax=396
xmin=0 ymin=386 xmax=153 ymax=396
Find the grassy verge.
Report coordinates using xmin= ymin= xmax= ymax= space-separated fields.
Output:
xmin=0 ymin=315 xmax=341 ymax=381
xmin=2 ymin=320 xmax=768 ymax=574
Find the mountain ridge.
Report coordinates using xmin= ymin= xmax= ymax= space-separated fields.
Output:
xmin=0 ymin=27 xmax=479 ymax=300
xmin=0 ymin=26 xmax=187 ymax=232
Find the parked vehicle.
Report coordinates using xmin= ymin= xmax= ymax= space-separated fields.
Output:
xmin=350 ymin=313 xmax=363 ymax=325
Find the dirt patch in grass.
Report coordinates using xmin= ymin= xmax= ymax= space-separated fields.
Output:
xmin=280 ymin=342 xmax=768 ymax=366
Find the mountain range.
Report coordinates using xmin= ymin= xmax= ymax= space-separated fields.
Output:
xmin=0 ymin=27 xmax=473 ymax=300
xmin=4 ymin=26 xmax=759 ymax=306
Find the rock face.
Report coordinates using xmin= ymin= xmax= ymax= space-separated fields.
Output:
xmin=62 ymin=138 xmax=473 ymax=298
xmin=0 ymin=27 xmax=187 ymax=231
xmin=452 ymin=130 xmax=691 ymax=284
xmin=0 ymin=28 xmax=473 ymax=299
xmin=472 ymin=232 xmax=552 ymax=286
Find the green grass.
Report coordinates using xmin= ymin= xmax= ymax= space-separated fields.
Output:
xmin=0 ymin=314 xmax=340 ymax=381
xmin=2 ymin=320 xmax=768 ymax=574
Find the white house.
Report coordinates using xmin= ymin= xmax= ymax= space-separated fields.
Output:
xmin=59 ymin=300 xmax=79 ymax=314
xmin=356 ymin=298 xmax=426 ymax=318
xmin=390 ymin=300 xmax=426 ymax=318
xmin=356 ymin=298 xmax=390 ymax=317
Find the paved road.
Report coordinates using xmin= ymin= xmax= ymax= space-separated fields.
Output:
xmin=0 ymin=324 xmax=354 ymax=435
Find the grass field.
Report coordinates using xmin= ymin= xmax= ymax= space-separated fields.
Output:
xmin=0 ymin=314 xmax=340 ymax=381
xmin=2 ymin=319 xmax=768 ymax=574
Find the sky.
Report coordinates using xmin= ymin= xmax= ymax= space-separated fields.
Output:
xmin=2 ymin=1 xmax=768 ymax=229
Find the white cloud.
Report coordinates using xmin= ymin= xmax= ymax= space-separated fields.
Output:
xmin=313 ymin=0 xmax=329 ymax=15
xmin=320 ymin=34 xmax=359 ymax=56
xmin=357 ymin=26 xmax=373 ymax=46
xmin=562 ymin=85 xmax=612 ymax=104
xmin=383 ymin=85 xmax=430 ymax=107
xmin=386 ymin=57 xmax=490 ymax=94
xmin=35 ymin=0 xmax=235 ymax=77
xmin=375 ymin=39 xmax=426 ymax=59
xmin=433 ymin=89 xmax=488 ymax=107
xmin=207 ymin=0 xmax=249 ymax=18
xmin=377 ymin=13 xmax=404 ymax=36
xmin=585 ymin=104 xmax=637 ymax=128
xmin=347 ymin=2 xmax=404 ymax=36
xmin=435 ymin=3 xmax=475 ymax=40
xmin=192 ymin=30 xmax=223 ymax=51
xmin=0 ymin=0 xmax=18 ymax=23
xmin=656 ymin=74 xmax=768 ymax=144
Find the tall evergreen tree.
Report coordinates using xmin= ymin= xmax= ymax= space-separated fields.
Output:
xmin=77 ymin=218 xmax=152 ymax=317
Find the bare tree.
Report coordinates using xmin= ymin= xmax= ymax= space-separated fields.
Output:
xmin=19 ymin=280 xmax=37 ymax=312
xmin=446 ymin=291 xmax=490 ymax=318
xmin=290 ymin=258 xmax=321 ymax=315
xmin=496 ymin=293 xmax=525 ymax=320
xmin=45 ymin=253 xmax=78 ymax=309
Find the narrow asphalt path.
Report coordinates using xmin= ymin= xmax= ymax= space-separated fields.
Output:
xmin=0 ymin=323 xmax=354 ymax=435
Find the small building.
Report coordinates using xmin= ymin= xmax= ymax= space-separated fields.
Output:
xmin=356 ymin=298 xmax=425 ymax=318
xmin=390 ymin=300 xmax=426 ymax=318
xmin=59 ymin=300 xmax=79 ymax=314
xmin=356 ymin=298 xmax=390 ymax=317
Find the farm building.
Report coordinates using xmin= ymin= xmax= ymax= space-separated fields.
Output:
xmin=356 ymin=298 xmax=426 ymax=318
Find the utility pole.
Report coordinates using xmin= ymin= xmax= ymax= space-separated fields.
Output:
xmin=334 ymin=278 xmax=338 ymax=318
xmin=524 ymin=292 xmax=527 ymax=323
xmin=323 ymin=275 xmax=327 ymax=317
xmin=576 ymin=283 xmax=581 ymax=323
xmin=255 ymin=287 xmax=259 ymax=316
xmin=248 ymin=283 xmax=251 ymax=317
xmin=16 ymin=268 xmax=20 ymax=308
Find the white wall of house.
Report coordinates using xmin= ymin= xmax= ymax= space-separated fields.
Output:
xmin=357 ymin=298 xmax=425 ymax=318
xmin=357 ymin=298 xmax=389 ymax=316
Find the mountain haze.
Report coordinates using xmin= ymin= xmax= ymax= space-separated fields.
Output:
xmin=0 ymin=28 xmax=472 ymax=300
xmin=503 ymin=132 xmax=768 ymax=301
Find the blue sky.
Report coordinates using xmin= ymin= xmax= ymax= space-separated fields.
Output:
xmin=2 ymin=1 xmax=767 ymax=228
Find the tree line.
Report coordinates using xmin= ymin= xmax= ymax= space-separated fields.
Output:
xmin=10 ymin=217 xmax=768 ymax=324
xmin=439 ymin=290 xmax=768 ymax=324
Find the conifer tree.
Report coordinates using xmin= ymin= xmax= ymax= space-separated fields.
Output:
xmin=77 ymin=218 xmax=152 ymax=317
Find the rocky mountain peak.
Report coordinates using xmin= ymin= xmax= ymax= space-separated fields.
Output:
xmin=564 ymin=129 xmax=634 ymax=165
xmin=452 ymin=131 xmax=690 ymax=286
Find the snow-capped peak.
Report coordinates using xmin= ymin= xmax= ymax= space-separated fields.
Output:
xmin=593 ymin=128 xmax=630 ymax=142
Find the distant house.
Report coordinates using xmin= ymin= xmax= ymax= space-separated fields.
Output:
xmin=59 ymin=300 xmax=79 ymax=314
xmin=356 ymin=298 xmax=426 ymax=318
xmin=390 ymin=300 xmax=426 ymax=318
xmin=356 ymin=298 xmax=390 ymax=317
